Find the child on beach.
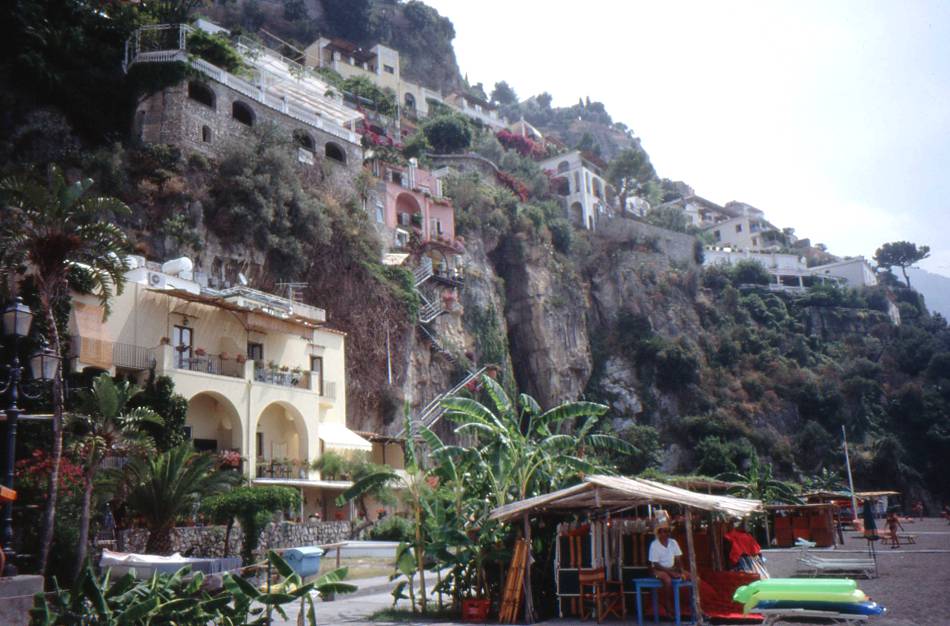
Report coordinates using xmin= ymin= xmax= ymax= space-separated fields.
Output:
xmin=886 ymin=510 xmax=904 ymax=548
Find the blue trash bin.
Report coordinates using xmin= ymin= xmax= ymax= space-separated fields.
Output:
xmin=283 ymin=546 xmax=324 ymax=578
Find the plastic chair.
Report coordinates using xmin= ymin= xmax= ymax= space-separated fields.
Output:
xmin=632 ymin=577 xmax=661 ymax=626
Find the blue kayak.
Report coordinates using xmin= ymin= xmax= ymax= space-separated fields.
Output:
xmin=754 ymin=600 xmax=886 ymax=616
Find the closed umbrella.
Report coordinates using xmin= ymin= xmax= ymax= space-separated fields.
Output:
xmin=862 ymin=499 xmax=879 ymax=562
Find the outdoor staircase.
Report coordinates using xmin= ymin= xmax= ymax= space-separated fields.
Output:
xmin=397 ymin=366 xmax=487 ymax=438
xmin=412 ymin=257 xmax=446 ymax=324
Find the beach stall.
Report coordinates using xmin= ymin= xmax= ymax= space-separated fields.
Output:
xmin=489 ymin=475 xmax=763 ymax=625
xmin=767 ymin=503 xmax=838 ymax=547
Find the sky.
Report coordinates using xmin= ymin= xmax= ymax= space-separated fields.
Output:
xmin=425 ymin=0 xmax=950 ymax=277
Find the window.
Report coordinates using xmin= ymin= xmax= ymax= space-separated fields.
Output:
xmin=173 ymin=325 xmax=193 ymax=368
xmin=231 ymin=101 xmax=255 ymax=126
xmin=557 ymin=160 xmax=570 ymax=174
xmin=325 ymin=142 xmax=346 ymax=163
xmin=188 ymin=82 xmax=215 ymax=109
xmin=735 ymin=223 xmax=743 ymax=233
xmin=752 ymin=237 xmax=758 ymax=247
xmin=375 ymin=200 xmax=384 ymax=223
xmin=383 ymin=64 xmax=395 ymax=74
xmin=404 ymin=93 xmax=416 ymax=110
xmin=193 ymin=438 xmax=218 ymax=452
xmin=247 ymin=342 xmax=263 ymax=365
xmin=256 ymin=432 xmax=264 ymax=458
xmin=714 ymin=230 xmax=722 ymax=242
xmin=201 ymin=125 xmax=212 ymax=143
xmin=294 ymin=130 xmax=315 ymax=152
xmin=310 ymin=356 xmax=324 ymax=395
xmin=391 ymin=171 xmax=403 ymax=186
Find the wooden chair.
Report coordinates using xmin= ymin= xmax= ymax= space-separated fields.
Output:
xmin=578 ymin=567 xmax=626 ymax=622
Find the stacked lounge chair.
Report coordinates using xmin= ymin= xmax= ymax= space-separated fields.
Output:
xmin=795 ymin=538 xmax=878 ymax=579
xmin=733 ymin=578 xmax=885 ymax=625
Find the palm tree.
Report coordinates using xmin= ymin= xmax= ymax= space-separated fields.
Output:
xmin=720 ymin=456 xmax=801 ymax=545
xmin=119 ymin=444 xmax=237 ymax=554
xmin=0 ymin=165 xmax=131 ymax=573
xmin=68 ymin=373 xmax=163 ymax=579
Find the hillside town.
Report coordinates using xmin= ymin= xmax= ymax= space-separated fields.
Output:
xmin=0 ymin=2 xmax=948 ymax=625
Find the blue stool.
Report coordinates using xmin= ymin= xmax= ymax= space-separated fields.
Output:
xmin=631 ymin=578 xmax=661 ymax=626
xmin=672 ymin=579 xmax=695 ymax=626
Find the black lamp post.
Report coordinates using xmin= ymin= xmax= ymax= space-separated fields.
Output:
xmin=1 ymin=297 xmax=60 ymax=576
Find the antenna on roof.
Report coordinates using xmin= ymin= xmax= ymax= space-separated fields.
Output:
xmin=277 ymin=281 xmax=308 ymax=305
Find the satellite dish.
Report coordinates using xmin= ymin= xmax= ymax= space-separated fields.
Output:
xmin=238 ymin=273 xmax=248 ymax=286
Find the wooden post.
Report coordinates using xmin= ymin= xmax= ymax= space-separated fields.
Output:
xmin=522 ymin=512 xmax=535 ymax=624
xmin=827 ymin=505 xmax=837 ymax=548
xmin=763 ymin=510 xmax=771 ymax=548
xmin=683 ymin=508 xmax=704 ymax=626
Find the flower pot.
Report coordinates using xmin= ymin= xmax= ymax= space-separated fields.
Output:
xmin=461 ymin=598 xmax=491 ymax=623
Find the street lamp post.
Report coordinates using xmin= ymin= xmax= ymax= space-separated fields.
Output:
xmin=1 ymin=297 xmax=60 ymax=577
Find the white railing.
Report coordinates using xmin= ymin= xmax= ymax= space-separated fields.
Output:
xmin=397 ymin=366 xmax=488 ymax=438
xmin=124 ymin=25 xmax=358 ymax=144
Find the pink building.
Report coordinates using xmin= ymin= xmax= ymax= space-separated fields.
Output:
xmin=372 ymin=159 xmax=455 ymax=248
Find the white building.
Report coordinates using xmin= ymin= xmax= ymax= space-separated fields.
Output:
xmin=540 ymin=150 xmax=611 ymax=230
xmin=443 ymin=91 xmax=508 ymax=130
xmin=304 ymin=37 xmax=444 ymax=119
xmin=809 ymin=257 xmax=878 ymax=288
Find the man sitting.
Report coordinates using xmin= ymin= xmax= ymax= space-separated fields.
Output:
xmin=649 ymin=524 xmax=690 ymax=618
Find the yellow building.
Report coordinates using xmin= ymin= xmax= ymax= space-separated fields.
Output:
xmin=69 ymin=256 xmax=385 ymax=520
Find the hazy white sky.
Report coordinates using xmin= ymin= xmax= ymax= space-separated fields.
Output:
xmin=425 ymin=0 xmax=950 ymax=277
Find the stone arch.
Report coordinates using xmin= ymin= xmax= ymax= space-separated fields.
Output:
xmin=254 ymin=401 xmax=309 ymax=472
xmin=324 ymin=141 xmax=346 ymax=163
xmin=404 ymin=92 xmax=416 ymax=110
xmin=185 ymin=391 xmax=242 ymax=453
xmin=294 ymin=129 xmax=315 ymax=152
xmin=188 ymin=81 xmax=216 ymax=109
xmin=231 ymin=100 xmax=255 ymax=126
xmin=569 ymin=202 xmax=584 ymax=226
xmin=557 ymin=160 xmax=570 ymax=174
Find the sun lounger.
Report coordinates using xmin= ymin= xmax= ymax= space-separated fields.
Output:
xmin=758 ymin=607 xmax=870 ymax=625
xmin=794 ymin=539 xmax=877 ymax=579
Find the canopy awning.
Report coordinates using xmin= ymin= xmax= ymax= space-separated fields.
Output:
xmin=252 ymin=478 xmax=353 ymax=490
xmin=69 ymin=301 xmax=113 ymax=369
xmin=489 ymin=475 xmax=762 ymax=523
xmin=319 ymin=423 xmax=373 ymax=452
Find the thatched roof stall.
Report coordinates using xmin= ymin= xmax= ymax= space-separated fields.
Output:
xmin=489 ymin=476 xmax=763 ymax=624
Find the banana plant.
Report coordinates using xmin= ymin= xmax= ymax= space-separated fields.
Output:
xmin=30 ymin=551 xmax=355 ymax=625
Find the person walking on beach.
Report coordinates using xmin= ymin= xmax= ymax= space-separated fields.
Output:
xmin=886 ymin=510 xmax=904 ymax=548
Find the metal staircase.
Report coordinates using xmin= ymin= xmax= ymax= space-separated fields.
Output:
xmin=398 ymin=366 xmax=487 ymax=438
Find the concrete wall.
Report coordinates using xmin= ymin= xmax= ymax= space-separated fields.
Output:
xmin=597 ymin=217 xmax=699 ymax=266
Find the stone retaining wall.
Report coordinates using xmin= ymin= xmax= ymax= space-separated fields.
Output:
xmin=118 ymin=520 xmax=351 ymax=560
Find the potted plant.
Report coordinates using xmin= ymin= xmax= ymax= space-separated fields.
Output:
xmin=160 ymin=336 xmax=171 ymax=345
xmin=236 ymin=353 xmax=247 ymax=364
xmin=195 ymin=347 xmax=207 ymax=357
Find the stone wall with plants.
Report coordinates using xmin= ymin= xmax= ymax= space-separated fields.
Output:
xmin=118 ymin=520 xmax=351 ymax=560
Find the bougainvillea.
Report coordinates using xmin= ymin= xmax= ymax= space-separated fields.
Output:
xmin=496 ymin=129 xmax=545 ymax=159
xmin=495 ymin=170 xmax=530 ymax=202
xmin=15 ymin=449 xmax=84 ymax=500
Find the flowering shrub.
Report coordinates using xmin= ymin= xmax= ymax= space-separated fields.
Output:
xmin=217 ymin=449 xmax=243 ymax=469
xmin=15 ymin=449 xmax=84 ymax=501
xmin=495 ymin=170 xmax=529 ymax=202
xmin=496 ymin=130 xmax=545 ymax=159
